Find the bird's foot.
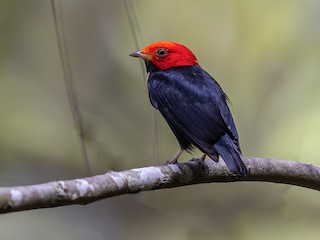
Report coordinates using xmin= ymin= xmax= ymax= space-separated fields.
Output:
xmin=165 ymin=159 xmax=178 ymax=164
xmin=190 ymin=154 xmax=206 ymax=164
xmin=165 ymin=149 xmax=183 ymax=164
xmin=189 ymin=154 xmax=209 ymax=174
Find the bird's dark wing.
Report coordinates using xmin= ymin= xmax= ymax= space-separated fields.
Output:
xmin=216 ymin=93 xmax=241 ymax=152
xmin=148 ymin=65 xmax=238 ymax=153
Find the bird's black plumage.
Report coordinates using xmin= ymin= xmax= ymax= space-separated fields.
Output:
xmin=147 ymin=63 xmax=247 ymax=175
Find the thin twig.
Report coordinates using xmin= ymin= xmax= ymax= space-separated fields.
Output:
xmin=123 ymin=0 xmax=160 ymax=163
xmin=51 ymin=0 xmax=91 ymax=175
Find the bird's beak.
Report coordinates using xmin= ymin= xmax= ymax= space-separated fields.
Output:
xmin=129 ymin=51 xmax=151 ymax=61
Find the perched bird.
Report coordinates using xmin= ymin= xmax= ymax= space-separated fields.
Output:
xmin=130 ymin=41 xmax=248 ymax=175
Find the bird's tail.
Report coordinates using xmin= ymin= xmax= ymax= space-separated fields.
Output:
xmin=212 ymin=134 xmax=248 ymax=175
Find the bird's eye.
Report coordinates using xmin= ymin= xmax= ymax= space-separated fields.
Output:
xmin=156 ymin=48 xmax=168 ymax=57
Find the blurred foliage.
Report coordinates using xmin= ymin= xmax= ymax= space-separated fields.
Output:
xmin=0 ymin=0 xmax=320 ymax=239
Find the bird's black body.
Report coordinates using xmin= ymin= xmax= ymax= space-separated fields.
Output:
xmin=146 ymin=62 xmax=248 ymax=175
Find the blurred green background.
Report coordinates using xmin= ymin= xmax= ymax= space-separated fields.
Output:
xmin=1 ymin=0 xmax=320 ymax=239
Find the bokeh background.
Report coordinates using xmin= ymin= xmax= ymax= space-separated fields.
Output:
xmin=1 ymin=0 xmax=320 ymax=239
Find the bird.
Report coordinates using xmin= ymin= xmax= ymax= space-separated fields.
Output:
xmin=129 ymin=41 xmax=248 ymax=175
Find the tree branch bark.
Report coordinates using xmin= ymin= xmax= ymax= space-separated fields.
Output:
xmin=0 ymin=157 xmax=320 ymax=214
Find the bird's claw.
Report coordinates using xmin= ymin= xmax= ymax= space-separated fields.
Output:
xmin=189 ymin=157 xmax=206 ymax=167
xmin=165 ymin=160 xmax=178 ymax=164
xmin=189 ymin=156 xmax=209 ymax=174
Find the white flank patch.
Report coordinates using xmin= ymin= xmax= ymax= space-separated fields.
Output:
xmin=10 ymin=190 xmax=23 ymax=205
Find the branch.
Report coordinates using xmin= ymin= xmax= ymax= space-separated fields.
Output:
xmin=1 ymin=157 xmax=320 ymax=214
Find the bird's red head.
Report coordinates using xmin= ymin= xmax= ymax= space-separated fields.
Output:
xmin=130 ymin=41 xmax=198 ymax=70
